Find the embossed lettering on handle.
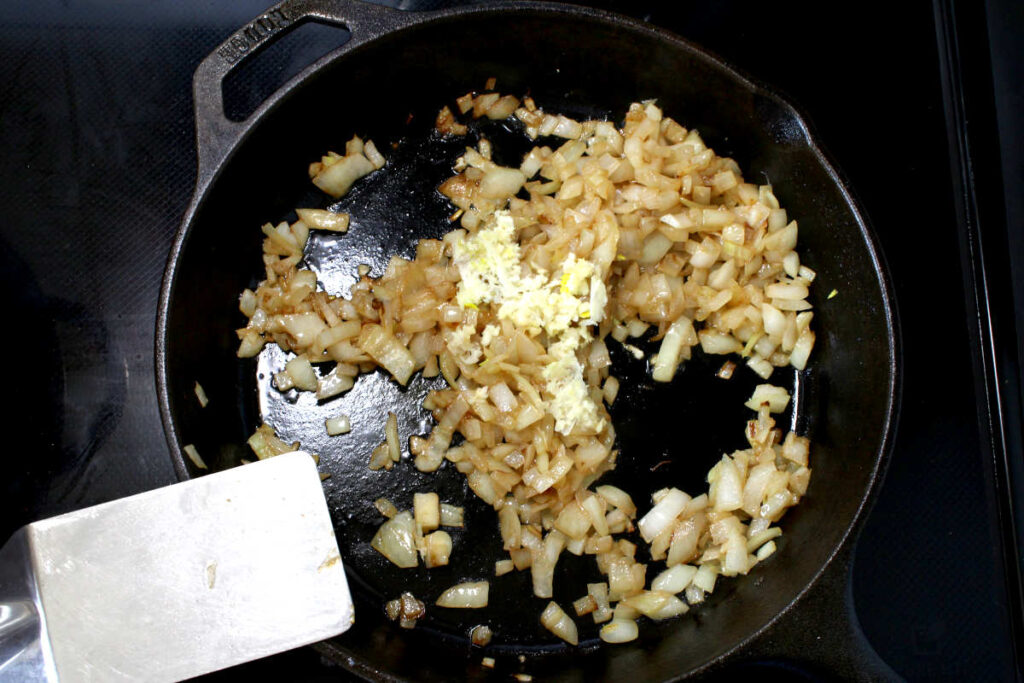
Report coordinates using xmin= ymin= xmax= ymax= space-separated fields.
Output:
xmin=216 ymin=7 xmax=295 ymax=65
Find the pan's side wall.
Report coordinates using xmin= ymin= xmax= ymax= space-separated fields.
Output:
xmin=162 ymin=9 xmax=893 ymax=681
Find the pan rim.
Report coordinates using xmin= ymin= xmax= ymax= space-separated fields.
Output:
xmin=155 ymin=1 xmax=901 ymax=678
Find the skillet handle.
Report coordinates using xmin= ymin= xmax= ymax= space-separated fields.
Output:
xmin=720 ymin=540 xmax=901 ymax=681
xmin=191 ymin=0 xmax=406 ymax=186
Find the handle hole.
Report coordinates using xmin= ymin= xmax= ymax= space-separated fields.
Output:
xmin=222 ymin=20 xmax=352 ymax=122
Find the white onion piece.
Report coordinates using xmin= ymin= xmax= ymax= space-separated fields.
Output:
xmin=782 ymin=432 xmax=811 ymax=467
xmin=581 ymin=494 xmax=609 ymax=536
xmin=285 ymin=356 xmax=318 ymax=391
xmin=623 ymin=590 xmax=688 ymax=620
xmin=237 ymin=330 xmax=263 ymax=358
xmin=699 ymin=330 xmax=743 ymax=355
xmin=588 ymin=582 xmax=612 ymax=624
xmin=711 ymin=456 xmax=743 ymax=512
xmin=652 ymin=564 xmax=698 ymax=594
xmin=358 ymin=325 xmax=415 ymax=386
xmin=325 ymin=414 xmax=351 ymax=436
xmin=316 ymin=366 xmax=354 ymax=399
xmin=183 ymin=444 xmax=207 ymax=470
xmin=423 ymin=530 xmax=452 ymax=568
xmin=595 ymin=485 xmax=636 ymax=517
xmin=649 ymin=595 xmax=690 ymax=620
xmin=756 ymin=540 xmax=777 ymax=560
xmin=363 ymin=140 xmax=386 ymax=169
xmin=280 ymin=313 xmax=327 ymax=349
xmin=602 ymin=376 xmax=620 ymax=404
xmin=239 ymin=289 xmax=257 ymax=317
xmin=440 ymin=503 xmax=464 ymax=527
xmin=790 ymin=329 xmax=815 ymax=370
xmin=193 ymin=381 xmax=209 ymax=408
xmin=747 ymin=526 xmax=783 ymax=554
xmin=531 ymin=531 xmax=566 ymax=599
xmin=746 ymin=355 xmax=775 ymax=379
xmin=607 ymin=558 xmax=646 ymax=601
xmin=499 ymin=501 xmax=522 ymax=550
xmin=573 ymin=595 xmax=597 ymax=616
xmin=613 ymin=602 xmax=640 ymax=621
xmin=371 ymin=511 xmax=418 ymax=568
xmin=651 ymin=317 xmax=696 ymax=382
xmin=554 ymin=501 xmax=591 ymax=540
xmin=436 ymin=581 xmax=489 ymax=608
xmin=418 ymin=394 xmax=469 ymax=472
xmin=540 ymin=602 xmax=578 ymax=645
xmin=414 ymin=492 xmax=440 ymax=533
xmin=721 ymin=532 xmax=751 ymax=576
xmin=373 ymin=497 xmax=398 ymax=519
xmin=312 ymin=153 xmax=375 ymax=198
xmin=600 ymin=619 xmax=638 ymax=643
xmin=467 ymin=470 xmax=498 ymax=506
xmin=273 ymin=371 xmax=294 ymax=391
xmin=692 ymin=564 xmax=718 ymax=593
xmin=295 ymin=208 xmax=350 ymax=232
xmin=385 ymin=412 xmax=401 ymax=463
xmin=479 ymin=167 xmax=525 ymax=199
xmin=742 ymin=463 xmax=777 ymax=516
xmin=368 ymin=442 xmax=391 ymax=471
xmin=470 ymin=624 xmax=493 ymax=647
xmin=489 ymin=381 xmax=517 ymax=412
xmin=638 ymin=488 xmax=690 ymax=542
xmin=639 ymin=231 xmax=672 ymax=266
xmin=765 ymin=282 xmax=808 ymax=301
xmin=744 ymin=384 xmax=790 ymax=413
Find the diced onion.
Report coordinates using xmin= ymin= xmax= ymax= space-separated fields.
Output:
xmin=193 ymin=382 xmax=209 ymax=408
xmin=316 ymin=366 xmax=354 ymax=400
xmin=358 ymin=325 xmax=415 ymax=386
xmin=692 ymin=564 xmax=719 ymax=593
xmin=414 ymin=492 xmax=440 ymax=533
xmin=436 ymin=581 xmax=489 ymax=608
xmin=588 ymin=582 xmax=612 ymax=623
xmin=744 ymin=384 xmax=790 ymax=413
xmin=651 ymin=317 xmax=696 ymax=382
xmin=374 ymin=497 xmax=398 ymax=519
xmin=325 ymin=414 xmax=351 ymax=436
xmin=423 ymin=530 xmax=452 ymax=568
xmin=638 ymin=488 xmax=689 ymax=542
xmin=470 ymin=624 xmax=493 ymax=647
xmin=756 ymin=540 xmax=777 ymax=560
xmin=296 ymin=208 xmax=350 ymax=232
xmin=651 ymin=564 xmax=698 ymax=594
xmin=371 ymin=511 xmax=418 ymax=568
xmin=540 ymin=601 xmax=578 ymax=645
xmin=385 ymin=412 xmax=401 ymax=463
xmin=312 ymin=152 xmax=376 ymax=198
xmin=285 ymin=356 xmax=317 ymax=392
xmin=183 ymin=444 xmax=207 ymax=470
xmin=600 ymin=619 xmax=638 ymax=643
xmin=440 ymin=503 xmax=464 ymax=527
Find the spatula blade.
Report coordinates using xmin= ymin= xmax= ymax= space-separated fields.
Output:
xmin=25 ymin=452 xmax=353 ymax=682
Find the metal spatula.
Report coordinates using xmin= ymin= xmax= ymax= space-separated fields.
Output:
xmin=0 ymin=452 xmax=354 ymax=682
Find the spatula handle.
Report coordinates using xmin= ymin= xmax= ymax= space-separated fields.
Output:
xmin=0 ymin=529 xmax=55 ymax=682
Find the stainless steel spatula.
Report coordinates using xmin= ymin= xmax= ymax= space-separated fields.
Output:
xmin=0 ymin=452 xmax=354 ymax=682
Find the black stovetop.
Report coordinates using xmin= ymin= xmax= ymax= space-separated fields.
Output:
xmin=1 ymin=0 xmax=1020 ymax=680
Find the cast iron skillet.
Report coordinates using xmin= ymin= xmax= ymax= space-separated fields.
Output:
xmin=156 ymin=0 xmax=901 ymax=679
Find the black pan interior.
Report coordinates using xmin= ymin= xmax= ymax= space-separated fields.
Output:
xmin=160 ymin=7 xmax=895 ymax=681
